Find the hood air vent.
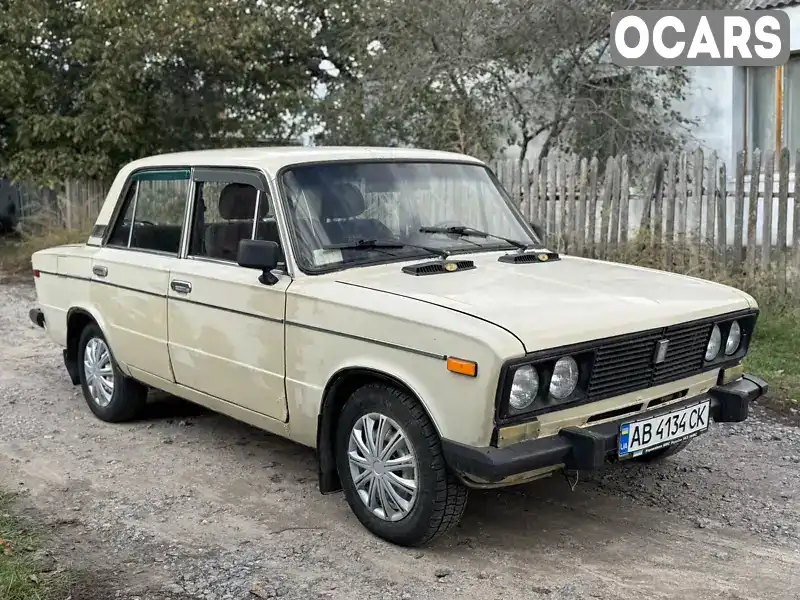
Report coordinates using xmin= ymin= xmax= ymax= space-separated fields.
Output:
xmin=402 ymin=259 xmax=476 ymax=276
xmin=498 ymin=249 xmax=560 ymax=264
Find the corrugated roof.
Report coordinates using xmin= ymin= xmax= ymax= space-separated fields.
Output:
xmin=743 ymin=0 xmax=800 ymax=9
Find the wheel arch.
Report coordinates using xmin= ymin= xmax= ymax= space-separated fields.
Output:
xmin=316 ymin=366 xmax=440 ymax=494
xmin=65 ymin=306 xmax=129 ymax=381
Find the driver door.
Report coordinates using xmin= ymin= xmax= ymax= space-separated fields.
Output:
xmin=166 ymin=168 xmax=291 ymax=422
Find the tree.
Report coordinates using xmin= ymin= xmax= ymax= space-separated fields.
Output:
xmin=0 ymin=0 xmax=348 ymax=185
xmin=315 ymin=0 xmax=728 ymax=166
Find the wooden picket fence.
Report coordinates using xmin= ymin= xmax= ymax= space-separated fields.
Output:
xmin=492 ymin=147 xmax=800 ymax=292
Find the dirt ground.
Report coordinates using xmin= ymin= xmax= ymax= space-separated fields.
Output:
xmin=1 ymin=281 xmax=798 ymax=600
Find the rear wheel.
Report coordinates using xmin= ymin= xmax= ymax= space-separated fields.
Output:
xmin=335 ymin=383 xmax=468 ymax=547
xmin=77 ymin=323 xmax=147 ymax=422
xmin=632 ymin=439 xmax=692 ymax=463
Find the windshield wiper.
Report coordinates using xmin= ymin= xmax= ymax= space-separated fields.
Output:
xmin=419 ymin=225 xmax=532 ymax=250
xmin=321 ymin=239 xmax=451 ymax=259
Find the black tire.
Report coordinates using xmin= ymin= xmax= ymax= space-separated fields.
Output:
xmin=632 ymin=439 xmax=692 ymax=463
xmin=335 ymin=383 xmax=468 ymax=547
xmin=77 ymin=323 xmax=147 ymax=422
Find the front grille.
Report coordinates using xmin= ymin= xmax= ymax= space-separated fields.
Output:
xmin=587 ymin=321 xmax=713 ymax=401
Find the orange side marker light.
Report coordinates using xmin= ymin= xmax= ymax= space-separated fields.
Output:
xmin=447 ymin=357 xmax=478 ymax=377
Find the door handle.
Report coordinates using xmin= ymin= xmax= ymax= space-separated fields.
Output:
xmin=92 ymin=265 xmax=108 ymax=278
xmin=170 ymin=280 xmax=192 ymax=294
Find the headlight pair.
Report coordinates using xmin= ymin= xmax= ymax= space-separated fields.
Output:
xmin=506 ymin=355 xmax=582 ymax=416
xmin=705 ymin=319 xmax=743 ymax=361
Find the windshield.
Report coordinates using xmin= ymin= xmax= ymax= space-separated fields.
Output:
xmin=280 ymin=161 xmax=539 ymax=271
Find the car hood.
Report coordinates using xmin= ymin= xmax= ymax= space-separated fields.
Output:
xmin=333 ymin=252 xmax=755 ymax=353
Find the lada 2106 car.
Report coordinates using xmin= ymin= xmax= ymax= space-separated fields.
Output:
xmin=28 ymin=147 xmax=767 ymax=546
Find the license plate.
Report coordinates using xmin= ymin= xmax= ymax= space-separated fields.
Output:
xmin=618 ymin=400 xmax=710 ymax=458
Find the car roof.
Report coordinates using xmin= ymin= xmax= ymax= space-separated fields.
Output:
xmin=123 ymin=146 xmax=486 ymax=173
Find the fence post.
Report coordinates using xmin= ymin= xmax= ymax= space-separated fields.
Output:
xmin=587 ymin=156 xmax=599 ymax=257
xmin=691 ymin=148 xmax=704 ymax=270
xmin=733 ymin=150 xmax=746 ymax=271
xmin=559 ymin=156 xmax=569 ymax=252
xmin=777 ymin=148 xmax=790 ymax=294
xmin=705 ymin=151 xmax=718 ymax=276
xmin=664 ymin=153 xmax=677 ymax=269
xmin=717 ymin=160 xmax=727 ymax=272
xmin=747 ymin=148 xmax=762 ymax=276
xmin=677 ymin=151 xmax=689 ymax=267
xmin=64 ymin=180 xmax=73 ymax=229
xmin=619 ymin=154 xmax=629 ymax=247
xmin=794 ymin=149 xmax=800 ymax=286
xmin=537 ymin=156 xmax=547 ymax=231
xmin=598 ymin=156 xmax=615 ymax=259
xmin=761 ymin=150 xmax=775 ymax=273
xmin=577 ymin=157 xmax=589 ymax=256
xmin=548 ymin=155 xmax=558 ymax=242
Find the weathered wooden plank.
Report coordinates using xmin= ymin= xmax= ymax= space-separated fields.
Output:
xmin=548 ymin=155 xmax=558 ymax=241
xmin=664 ymin=153 xmax=677 ymax=269
xmin=608 ymin=156 xmax=621 ymax=251
xmin=538 ymin=156 xmax=548 ymax=230
xmin=705 ymin=150 xmax=718 ymax=276
xmin=587 ymin=156 xmax=599 ymax=257
xmin=567 ymin=155 xmax=578 ymax=253
xmin=776 ymin=148 xmax=790 ymax=294
xmin=691 ymin=148 xmax=704 ymax=269
xmin=520 ymin=159 xmax=530 ymax=219
xmin=677 ymin=151 xmax=689 ymax=266
xmin=557 ymin=157 xmax=568 ymax=252
xmin=599 ymin=156 xmax=615 ymax=259
xmin=732 ymin=150 xmax=747 ymax=270
xmin=746 ymin=148 xmax=762 ymax=275
xmin=577 ymin=157 xmax=589 ymax=256
xmin=761 ymin=150 xmax=775 ymax=272
xmin=529 ymin=157 xmax=539 ymax=223
xmin=717 ymin=160 xmax=727 ymax=271
xmin=652 ymin=156 xmax=665 ymax=244
xmin=619 ymin=155 xmax=630 ymax=246
xmin=794 ymin=149 xmax=800 ymax=282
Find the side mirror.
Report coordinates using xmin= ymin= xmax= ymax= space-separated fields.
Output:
xmin=530 ymin=221 xmax=546 ymax=241
xmin=238 ymin=239 xmax=281 ymax=285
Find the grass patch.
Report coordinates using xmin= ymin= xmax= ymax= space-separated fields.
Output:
xmin=0 ymin=491 xmax=72 ymax=600
xmin=745 ymin=307 xmax=800 ymax=415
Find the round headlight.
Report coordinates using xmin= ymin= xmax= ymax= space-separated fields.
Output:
xmin=550 ymin=356 xmax=579 ymax=400
xmin=509 ymin=365 xmax=539 ymax=411
xmin=705 ymin=324 xmax=722 ymax=361
xmin=725 ymin=320 xmax=742 ymax=355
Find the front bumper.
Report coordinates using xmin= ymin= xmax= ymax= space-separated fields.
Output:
xmin=442 ymin=374 xmax=767 ymax=483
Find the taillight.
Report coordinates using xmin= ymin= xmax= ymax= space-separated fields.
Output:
xmin=33 ymin=269 xmax=40 ymax=278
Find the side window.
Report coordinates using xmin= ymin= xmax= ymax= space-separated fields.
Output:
xmin=188 ymin=174 xmax=283 ymax=264
xmin=106 ymin=170 xmax=190 ymax=255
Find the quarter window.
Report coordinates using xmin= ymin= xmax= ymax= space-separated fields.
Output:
xmin=106 ymin=170 xmax=191 ymax=255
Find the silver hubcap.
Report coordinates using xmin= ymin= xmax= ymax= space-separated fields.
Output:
xmin=348 ymin=413 xmax=418 ymax=522
xmin=84 ymin=338 xmax=114 ymax=407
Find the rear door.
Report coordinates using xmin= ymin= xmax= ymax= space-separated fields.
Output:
xmin=166 ymin=168 xmax=291 ymax=421
xmin=91 ymin=169 xmax=192 ymax=382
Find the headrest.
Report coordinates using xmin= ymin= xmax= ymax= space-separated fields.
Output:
xmin=322 ymin=183 xmax=366 ymax=220
xmin=219 ymin=183 xmax=266 ymax=220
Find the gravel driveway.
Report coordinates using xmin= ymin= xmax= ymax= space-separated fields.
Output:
xmin=1 ymin=281 xmax=798 ymax=600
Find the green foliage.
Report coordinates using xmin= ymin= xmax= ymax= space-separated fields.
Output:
xmin=0 ymin=0 xmax=344 ymax=186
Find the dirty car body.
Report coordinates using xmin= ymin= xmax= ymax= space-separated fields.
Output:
xmin=28 ymin=147 xmax=767 ymax=546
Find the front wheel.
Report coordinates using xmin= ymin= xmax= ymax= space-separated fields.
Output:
xmin=335 ymin=383 xmax=468 ymax=546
